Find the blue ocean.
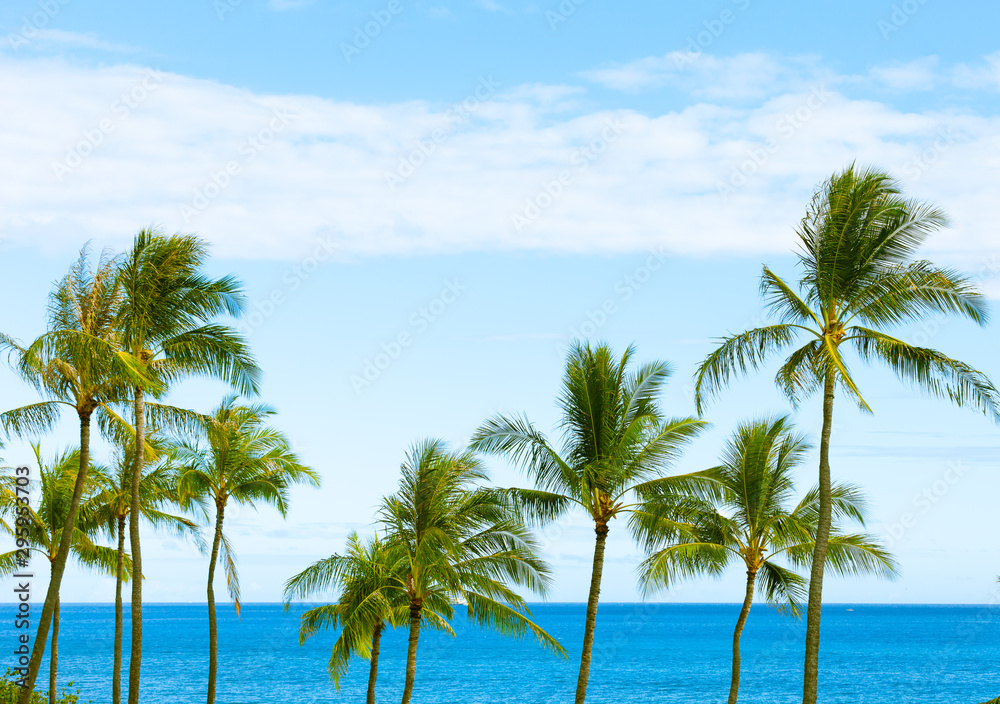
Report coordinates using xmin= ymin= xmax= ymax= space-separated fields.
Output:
xmin=9 ymin=603 xmax=999 ymax=703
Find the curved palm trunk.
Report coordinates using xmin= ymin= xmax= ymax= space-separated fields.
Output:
xmin=729 ymin=570 xmax=757 ymax=704
xmin=803 ymin=371 xmax=835 ymax=704
xmin=400 ymin=601 xmax=422 ymax=704
xmin=114 ymin=514 xmax=126 ymax=704
xmin=17 ymin=412 xmax=93 ymax=704
xmin=367 ymin=622 xmax=383 ymax=704
xmin=207 ymin=503 xmax=225 ymax=704
xmin=574 ymin=523 xmax=609 ymax=704
xmin=127 ymin=387 xmax=145 ymax=704
xmin=48 ymin=595 xmax=59 ymax=704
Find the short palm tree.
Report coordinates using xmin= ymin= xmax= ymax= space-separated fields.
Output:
xmin=84 ymin=433 xmax=199 ymax=704
xmin=0 ymin=247 xmax=143 ymax=704
xmin=0 ymin=446 xmax=130 ymax=704
xmin=637 ymin=417 xmax=896 ymax=704
xmin=693 ymin=165 xmax=1000 ymax=704
xmin=115 ymin=228 xmax=260 ymax=704
xmin=470 ymin=341 xmax=712 ymax=704
xmin=283 ymin=532 xmax=421 ymax=704
xmin=379 ymin=438 xmax=566 ymax=704
xmin=175 ymin=396 xmax=319 ymax=704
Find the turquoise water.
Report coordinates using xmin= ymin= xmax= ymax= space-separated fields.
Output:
xmin=9 ymin=603 xmax=1000 ymax=703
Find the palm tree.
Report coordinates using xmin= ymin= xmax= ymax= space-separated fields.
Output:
xmin=175 ymin=396 xmax=319 ymax=704
xmin=379 ymin=438 xmax=566 ymax=704
xmin=693 ymin=165 xmax=1000 ymax=704
xmin=283 ymin=532 xmax=416 ymax=704
xmin=470 ymin=341 xmax=712 ymax=704
xmin=115 ymin=228 xmax=261 ymax=704
xmin=0 ymin=247 xmax=143 ymax=704
xmin=637 ymin=417 xmax=896 ymax=704
xmin=0 ymin=446 xmax=130 ymax=704
xmin=84 ymin=433 xmax=199 ymax=704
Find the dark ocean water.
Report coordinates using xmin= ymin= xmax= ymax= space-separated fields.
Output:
xmin=6 ymin=602 xmax=999 ymax=703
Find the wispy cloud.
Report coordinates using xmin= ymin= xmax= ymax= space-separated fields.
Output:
xmin=0 ymin=29 xmax=134 ymax=53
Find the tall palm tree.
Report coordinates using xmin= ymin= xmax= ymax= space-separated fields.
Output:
xmin=0 ymin=247 xmax=143 ymax=704
xmin=84 ymin=433 xmax=199 ymax=704
xmin=693 ymin=165 xmax=1000 ymax=704
xmin=283 ymin=532 xmax=420 ymax=704
xmin=470 ymin=341 xmax=713 ymax=704
xmin=0 ymin=446 xmax=130 ymax=704
xmin=115 ymin=228 xmax=261 ymax=704
xmin=175 ymin=396 xmax=319 ymax=704
xmin=379 ymin=438 xmax=566 ymax=704
xmin=637 ymin=417 xmax=896 ymax=704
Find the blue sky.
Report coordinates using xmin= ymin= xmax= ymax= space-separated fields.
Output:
xmin=1 ymin=0 xmax=998 ymax=606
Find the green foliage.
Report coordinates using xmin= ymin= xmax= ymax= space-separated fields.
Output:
xmin=693 ymin=164 xmax=999 ymax=420
xmin=471 ymin=341 xmax=714 ymax=535
xmin=0 ymin=670 xmax=88 ymax=704
xmin=638 ymin=417 xmax=896 ymax=614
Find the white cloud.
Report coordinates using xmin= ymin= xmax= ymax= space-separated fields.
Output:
xmin=0 ymin=53 xmax=998 ymax=263
xmin=952 ymin=51 xmax=1000 ymax=91
xmin=868 ymin=56 xmax=939 ymax=91
xmin=582 ymin=52 xmax=829 ymax=100
xmin=0 ymin=29 xmax=134 ymax=52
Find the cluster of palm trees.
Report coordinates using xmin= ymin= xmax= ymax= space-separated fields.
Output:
xmin=0 ymin=231 xmax=318 ymax=704
xmin=282 ymin=165 xmax=999 ymax=704
xmin=0 ymin=164 xmax=997 ymax=704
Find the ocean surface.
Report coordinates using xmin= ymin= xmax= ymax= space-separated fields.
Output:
xmin=6 ymin=602 xmax=999 ymax=703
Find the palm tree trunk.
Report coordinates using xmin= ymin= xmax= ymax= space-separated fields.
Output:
xmin=400 ymin=600 xmax=422 ymax=704
xmin=207 ymin=504 xmax=225 ymax=704
xmin=48 ymin=595 xmax=59 ymax=704
xmin=803 ymin=370 xmax=835 ymax=704
xmin=114 ymin=514 xmax=126 ymax=704
xmin=729 ymin=570 xmax=756 ymax=704
xmin=574 ymin=523 xmax=609 ymax=704
xmin=16 ymin=412 xmax=93 ymax=704
xmin=127 ymin=386 xmax=145 ymax=704
xmin=367 ymin=622 xmax=383 ymax=704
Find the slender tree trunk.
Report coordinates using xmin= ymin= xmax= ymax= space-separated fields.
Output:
xmin=575 ymin=523 xmax=609 ymax=704
xmin=729 ymin=570 xmax=757 ymax=704
xmin=17 ymin=412 xmax=93 ymax=704
xmin=207 ymin=504 xmax=225 ymax=704
xmin=114 ymin=514 xmax=126 ymax=704
xmin=127 ymin=386 xmax=145 ymax=704
xmin=48 ymin=595 xmax=59 ymax=704
xmin=400 ymin=600 xmax=422 ymax=704
xmin=803 ymin=370 xmax=835 ymax=704
xmin=367 ymin=622 xmax=383 ymax=704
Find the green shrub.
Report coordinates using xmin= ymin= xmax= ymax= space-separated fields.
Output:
xmin=0 ymin=670 xmax=89 ymax=704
